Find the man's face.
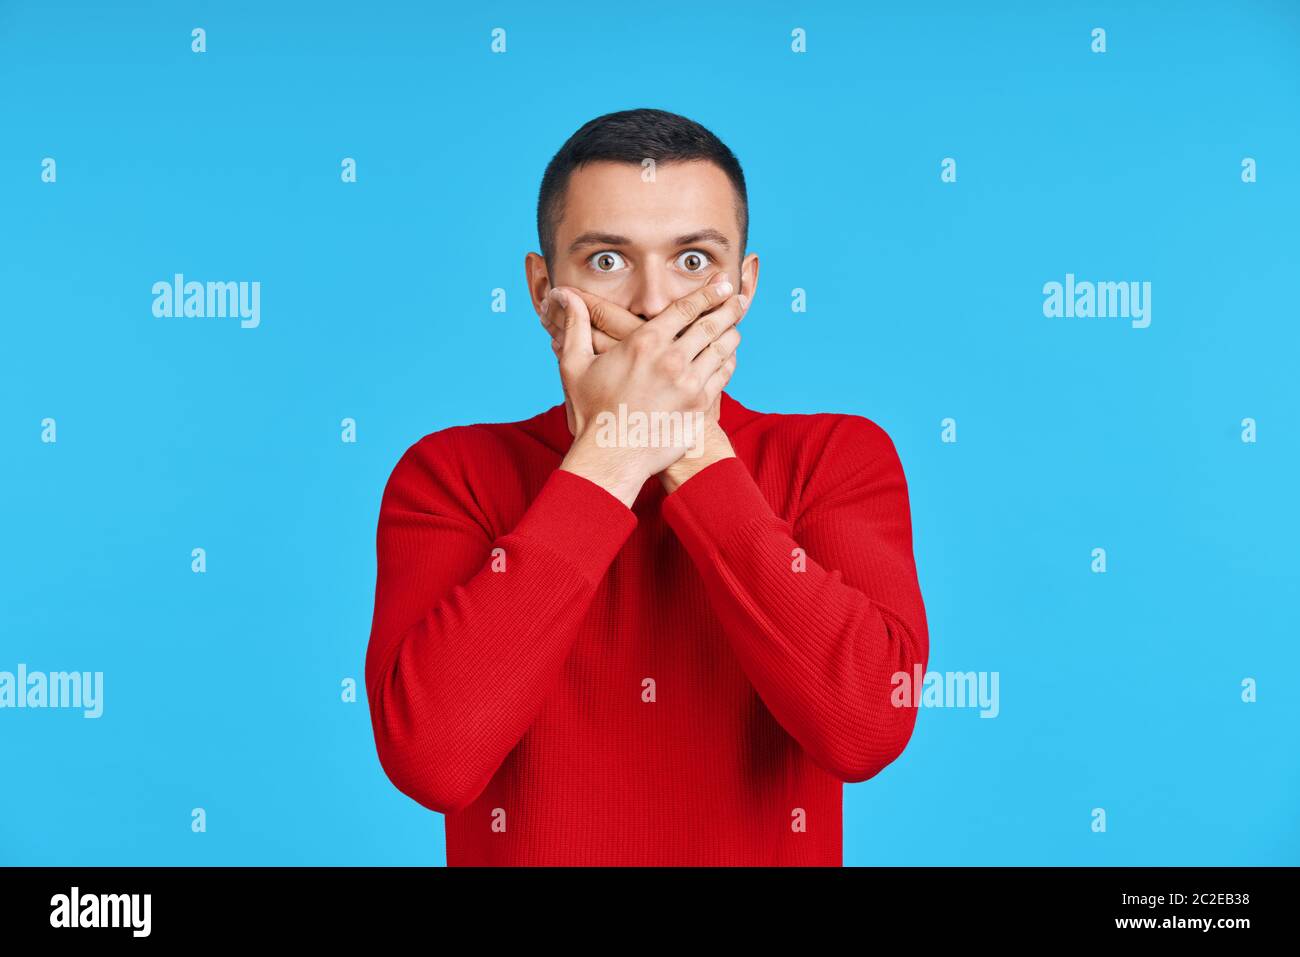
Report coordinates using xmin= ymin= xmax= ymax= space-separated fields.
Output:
xmin=527 ymin=159 xmax=758 ymax=321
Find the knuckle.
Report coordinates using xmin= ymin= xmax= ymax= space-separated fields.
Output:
xmin=658 ymin=350 xmax=686 ymax=378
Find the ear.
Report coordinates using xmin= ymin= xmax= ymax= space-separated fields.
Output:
xmin=524 ymin=251 xmax=552 ymax=316
xmin=739 ymin=252 xmax=759 ymax=303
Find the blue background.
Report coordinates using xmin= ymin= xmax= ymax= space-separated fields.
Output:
xmin=2 ymin=0 xmax=1296 ymax=865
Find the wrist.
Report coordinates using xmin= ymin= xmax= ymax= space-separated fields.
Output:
xmin=559 ymin=429 xmax=649 ymax=508
xmin=660 ymin=432 xmax=735 ymax=494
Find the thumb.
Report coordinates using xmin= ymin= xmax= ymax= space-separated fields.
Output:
xmin=550 ymin=287 xmax=594 ymax=365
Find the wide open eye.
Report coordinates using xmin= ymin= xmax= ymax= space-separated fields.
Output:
xmin=675 ymin=249 xmax=712 ymax=274
xmin=588 ymin=250 xmax=627 ymax=273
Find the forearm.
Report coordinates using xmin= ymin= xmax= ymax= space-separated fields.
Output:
xmin=661 ymin=456 xmax=929 ymax=782
xmin=366 ymin=468 xmax=636 ymax=813
xmin=558 ymin=431 xmax=652 ymax=508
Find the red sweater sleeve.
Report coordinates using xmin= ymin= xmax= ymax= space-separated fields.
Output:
xmin=364 ymin=432 xmax=637 ymax=815
xmin=660 ymin=416 xmax=929 ymax=783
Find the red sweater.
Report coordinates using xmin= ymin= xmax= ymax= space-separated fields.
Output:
xmin=364 ymin=391 xmax=929 ymax=865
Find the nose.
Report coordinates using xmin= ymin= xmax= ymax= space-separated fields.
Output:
xmin=623 ymin=266 xmax=676 ymax=321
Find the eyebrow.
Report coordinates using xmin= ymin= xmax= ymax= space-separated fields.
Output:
xmin=567 ymin=228 xmax=732 ymax=253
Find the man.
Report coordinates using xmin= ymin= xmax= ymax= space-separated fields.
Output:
xmin=364 ymin=108 xmax=929 ymax=866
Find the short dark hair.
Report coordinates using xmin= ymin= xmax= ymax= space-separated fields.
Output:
xmin=536 ymin=108 xmax=749 ymax=271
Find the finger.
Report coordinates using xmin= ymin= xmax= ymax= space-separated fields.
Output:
xmin=647 ymin=273 xmax=734 ymax=338
xmin=567 ymin=288 xmax=643 ymax=342
xmin=698 ymin=270 xmax=750 ymax=326
xmin=702 ymin=351 xmax=737 ymax=405
xmin=539 ymin=310 xmax=618 ymax=353
xmin=676 ymin=293 xmax=743 ymax=359
xmin=539 ymin=301 xmax=567 ymax=348
xmin=550 ymin=287 xmax=594 ymax=364
xmin=694 ymin=269 xmax=731 ymax=311
xmin=674 ymin=269 xmax=737 ymax=333
xmin=692 ymin=325 xmax=741 ymax=380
